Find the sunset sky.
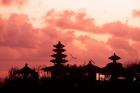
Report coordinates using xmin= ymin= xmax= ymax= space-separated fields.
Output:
xmin=0 ymin=0 xmax=140 ymax=77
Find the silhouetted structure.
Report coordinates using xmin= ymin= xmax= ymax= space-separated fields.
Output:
xmin=1 ymin=42 xmax=140 ymax=93
xmin=51 ymin=41 xmax=68 ymax=65
xmin=16 ymin=64 xmax=38 ymax=79
xmin=132 ymin=64 xmax=140 ymax=82
xmin=126 ymin=63 xmax=140 ymax=82
xmin=103 ymin=53 xmax=125 ymax=81
xmin=82 ymin=60 xmax=101 ymax=82
xmin=43 ymin=41 xmax=68 ymax=78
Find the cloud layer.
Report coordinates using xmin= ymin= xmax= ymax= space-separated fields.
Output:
xmin=0 ymin=10 xmax=140 ymax=77
xmin=133 ymin=10 xmax=140 ymax=17
xmin=0 ymin=0 xmax=26 ymax=6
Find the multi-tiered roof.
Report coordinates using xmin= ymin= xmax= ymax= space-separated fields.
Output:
xmin=50 ymin=41 xmax=67 ymax=65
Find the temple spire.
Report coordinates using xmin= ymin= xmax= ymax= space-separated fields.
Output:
xmin=50 ymin=41 xmax=67 ymax=65
xmin=109 ymin=53 xmax=121 ymax=63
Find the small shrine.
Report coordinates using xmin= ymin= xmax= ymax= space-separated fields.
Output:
xmin=16 ymin=64 xmax=38 ymax=79
xmin=103 ymin=53 xmax=125 ymax=81
xmin=108 ymin=53 xmax=121 ymax=63
xmin=82 ymin=60 xmax=101 ymax=81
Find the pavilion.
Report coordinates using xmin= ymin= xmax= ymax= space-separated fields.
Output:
xmin=16 ymin=64 xmax=38 ymax=79
xmin=102 ymin=53 xmax=125 ymax=81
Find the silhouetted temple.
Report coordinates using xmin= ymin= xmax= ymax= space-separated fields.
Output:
xmin=102 ymin=53 xmax=125 ymax=81
xmin=16 ymin=64 xmax=38 ymax=79
xmin=51 ymin=41 xmax=68 ymax=65
xmin=43 ymin=41 xmax=68 ymax=78
xmin=126 ymin=63 xmax=140 ymax=82
xmin=82 ymin=60 xmax=101 ymax=81
xmin=2 ymin=42 xmax=140 ymax=93
xmin=132 ymin=64 xmax=140 ymax=82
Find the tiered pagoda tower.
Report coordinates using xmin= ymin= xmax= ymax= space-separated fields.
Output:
xmin=50 ymin=41 xmax=67 ymax=66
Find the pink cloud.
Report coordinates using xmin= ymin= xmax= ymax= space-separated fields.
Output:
xmin=107 ymin=37 xmax=136 ymax=52
xmin=101 ymin=21 xmax=140 ymax=42
xmin=44 ymin=10 xmax=98 ymax=33
xmin=132 ymin=10 xmax=140 ymax=17
xmin=101 ymin=21 xmax=129 ymax=37
xmin=0 ymin=10 xmax=140 ymax=77
xmin=129 ymin=27 xmax=140 ymax=41
xmin=0 ymin=14 xmax=38 ymax=48
xmin=0 ymin=0 xmax=27 ymax=6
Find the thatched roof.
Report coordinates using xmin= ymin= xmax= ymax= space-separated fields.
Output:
xmin=82 ymin=61 xmax=102 ymax=73
xmin=16 ymin=64 xmax=35 ymax=74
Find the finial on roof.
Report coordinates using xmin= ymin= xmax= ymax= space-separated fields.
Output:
xmin=109 ymin=53 xmax=121 ymax=63
xmin=58 ymin=41 xmax=61 ymax=44
xmin=89 ymin=60 xmax=92 ymax=64
xmin=53 ymin=41 xmax=64 ymax=48
xmin=25 ymin=63 xmax=28 ymax=67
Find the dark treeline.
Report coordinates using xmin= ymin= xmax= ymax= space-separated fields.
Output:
xmin=0 ymin=41 xmax=140 ymax=93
